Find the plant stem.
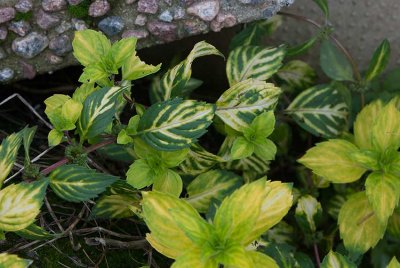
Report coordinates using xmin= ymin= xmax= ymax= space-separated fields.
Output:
xmin=313 ymin=243 xmax=321 ymax=268
xmin=41 ymin=138 xmax=115 ymax=175
xmin=278 ymin=11 xmax=362 ymax=82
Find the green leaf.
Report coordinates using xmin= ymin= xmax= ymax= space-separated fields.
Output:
xmin=186 ymin=169 xmax=242 ymax=213
xmin=298 ymin=139 xmax=366 ymax=183
xmin=226 ymin=45 xmax=286 ymax=86
xmin=44 ymin=94 xmax=79 ymax=131
xmin=141 ymin=191 xmax=204 ymax=259
xmin=216 ymin=79 xmax=281 ymax=132
xmin=72 ymin=83 xmax=97 ymax=103
xmin=77 ymin=86 xmax=124 ymax=140
xmin=15 ymin=224 xmax=54 ymax=240
xmin=0 ymin=131 xmax=23 ymax=188
xmin=229 ymin=17 xmax=282 ymax=51
xmin=153 ymin=169 xmax=183 ymax=197
xmin=353 ymin=99 xmax=384 ymax=150
xmin=286 ymin=84 xmax=350 ymax=138
xmin=365 ymin=172 xmax=399 ymax=223
xmin=365 ymin=39 xmax=391 ymax=82
xmin=253 ymin=139 xmax=276 ymax=161
xmin=286 ymin=37 xmax=318 ymax=57
xmin=0 ymin=253 xmax=32 ymax=268
xmin=22 ymin=126 xmax=36 ymax=163
xmin=122 ymin=51 xmax=161 ymax=81
xmin=295 ymin=195 xmax=322 ymax=233
xmin=276 ymin=60 xmax=317 ymax=90
xmin=178 ymin=144 xmax=222 ymax=176
xmin=320 ymin=251 xmax=356 ymax=268
xmin=338 ymin=192 xmax=386 ymax=254
xmin=126 ymin=159 xmax=155 ymax=189
xmin=137 ymin=98 xmax=215 ymax=151
xmin=110 ymin=37 xmax=137 ymax=67
xmin=0 ymin=179 xmax=48 ymax=231
xmin=248 ymin=251 xmax=279 ymax=268
xmin=371 ymin=101 xmax=400 ymax=152
xmin=171 ymin=250 xmax=217 ymax=268
xmin=72 ymin=30 xmax=111 ymax=66
xmin=231 ymin=137 xmax=254 ymax=160
xmin=117 ymin=129 xmax=133 ymax=145
xmin=312 ymin=0 xmax=329 ymax=18
xmin=250 ymin=111 xmax=275 ymax=138
xmin=91 ymin=193 xmax=140 ymax=219
xmin=49 ymin=165 xmax=118 ymax=202
xmin=213 ymin=179 xmax=270 ymax=243
xmin=47 ymin=129 xmax=64 ymax=147
xmin=320 ymin=40 xmax=353 ymax=81
xmin=150 ymin=41 xmax=223 ymax=102
xmin=387 ymin=257 xmax=400 ymax=268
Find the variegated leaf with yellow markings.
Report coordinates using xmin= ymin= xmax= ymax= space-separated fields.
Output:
xmin=110 ymin=37 xmax=137 ymax=67
xmin=77 ymin=86 xmax=124 ymax=140
xmin=226 ymin=45 xmax=286 ymax=86
xmin=72 ymin=30 xmax=111 ymax=67
xmin=286 ymin=84 xmax=350 ymax=138
xmin=276 ymin=60 xmax=317 ymax=90
xmin=49 ymin=165 xmax=118 ymax=202
xmin=91 ymin=193 xmax=140 ymax=219
xmin=216 ymin=79 xmax=281 ymax=132
xmin=295 ymin=195 xmax=322 ymax=233
xmin=298 ymin=139 xmax=366 ymax=183
xmin=353 ymin=99 xmax=383 ymax=150
xmin=137 ymin=98 xmax=215 ymax=151
xmin=365 ymin=172 xmax=399 ymax=223
xmin=244 ymin=181 xmax=293 ymax=245
xmin=15 ymin=223 xmax=54 ymax=240
xmin=150 ymin=41 xmax=223 ymax=102
xmin=0 ymin=179 xmax=48 ymax=231
xmin=178 ymin=144 xmax=222 ymax=175
xmin=0 ymin=253 xmax=32 ymax=268
xmin=365 ymin=39 xmax=391 ymax=82
xmin=186 ymin=169 xmax=242 ymax=213
xmin=122 ymin=51 xmax=161 ymax=81
xmin=338 ymin=192 xmax=386 ymax=254
xmin=320 ymin=251 xmax=356 ymax=268
xmin=141 ymin=191 xmax=202 ymax=259
xmin=22 ymin=126 xmax=36 ymax=163
xmin=0 ymin=131 xmax=23 ymax=188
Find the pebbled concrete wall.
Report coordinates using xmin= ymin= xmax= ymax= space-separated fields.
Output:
xmin=0 ymin=0 xmax=294 ymax=83
xmin=274 ymin=0 xmax=400 ymax=71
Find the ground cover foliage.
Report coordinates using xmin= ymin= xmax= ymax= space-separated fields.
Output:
xmin=0 ymin=0 xmax=399 ymax=267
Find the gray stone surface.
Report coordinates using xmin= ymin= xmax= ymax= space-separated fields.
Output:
xmin=0 ymin=0 xmax=288 ymax=83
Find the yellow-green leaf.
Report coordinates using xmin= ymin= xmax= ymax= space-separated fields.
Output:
xmin=0 ymin=179 xmax=48 ymax=231
xmin=110 ymin=37 xmax=137 ymax=67
xmin=72 ymin=30 xmax=111 ymax=66
xmin=231 ymin=137 xmax=254 ymax=160
xmin=365 ymin=172 xmax=399 ymax=223
xmin=47 ymin=129 xmax=64 ymax=147
xmin=299 ymin=139 xmax=366 ymax=183
xmin=295 ymin=195 xmax=322 ymax=233
xmin=338 ymin=192 xmax=386 ymax=254
xmin=153 ymin=169 xmax=183 ymax=197
xmin=353 ymin=99 xmax=383 ymax=150
xmin=247 ymin=251 xmax=279 ymax=268
xmin=91 ymin=193 xmax=140 ymax=219
xmin=0 ymin=253 xmax=32 ymax=268
xmin=0 ymin=131 xmax=23 ymax=188
xmin=387 ymin=257 xmax=400 ymax=268
xmin=320 ymin=251 xmax=356 ymax=268
xmin=122 ymin=52 xmax=161 ymax=81
xmin=244 ymin=181 xmax=292 ymax=245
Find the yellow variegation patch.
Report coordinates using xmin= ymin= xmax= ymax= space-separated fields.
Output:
xmin=0 ymin=253 xmax=32 ymax=268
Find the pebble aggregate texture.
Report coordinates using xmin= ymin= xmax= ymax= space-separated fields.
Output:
xmin=0 ymin=0 xmax=294 ymax=83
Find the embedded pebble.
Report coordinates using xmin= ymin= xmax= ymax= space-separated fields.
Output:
xmin=239 ymin=0 xmax=252 ymax=3
xmin=164 ymin=0 xmax=172 ymax=6
xmin=67 ymin=0 xmax=84 ymax=5
xmin=134 ymin=14 xmax=147 ymax=26
xmin=0 ymin=7 xmax=16 ymax=24
xmin=12 ymin=32 xmax=49 ymax=59
xmin=147 ymin=20 xmax=177 ymax=41
xmin=47 ymin=52 xmax=63 ymax=64
xmin=71 ymin=18 xmax=88 ymax=30
xmin=183 ymin=19 xmax=208 ymax=35
xmin=42 ymin=0 xmax=67 ymax=12
xmin=0 ymin=47 xmax=6 ymax=60
xmin=89 ymin=0 xmax=110 ymax=17
xmin=36 ymin=9 xmax=60 ymax=30
xmin=125 ymin=0 xmax=136 ymax=4
xmin=137 ymin=0 xmax=158 ymax=14
xmin=55 ymin=20 xmax=72 ymax=33
xmin=15 ymin=0 xmax=33 ymax=13
xmin=211 ymin=13 xmax=236 ymax=32
xmin=0 ymin=68 xmax=14 ymax=83
xmin=21 ymin=61 xmax=36 ymax=79
xmin=49 ymin=34 xmax=72 ymax=56
xmin=8 ymin=21 xmax=31 ymax=36
xmin=98 ymin=16 xmax=124 ymax=36
xmin=122 ymin=29 xmax=149 ymax=39
xmin=0 ymin=26 xmax=8 ymax=40
xmin=159 ymin=10 xmax=173 ymax=22
xmin=173 ymin=7 xmax=185 ymax=20
xmin=187 ymin=0 xmax=219 ymax=21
